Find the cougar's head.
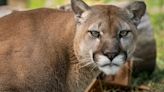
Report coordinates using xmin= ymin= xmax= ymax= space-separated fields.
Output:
xmin=72 ymin=0 xmax=146 ymax=75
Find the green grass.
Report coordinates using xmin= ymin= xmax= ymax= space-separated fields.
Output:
xmin=28 ymin=0 xmax=46 ymax=9
xmin=148 ymin=12 xmax=164 ymax=91
xmin=146 ymin=0 xmax=164 ymax=8
xmin=27 ymin=0 xmax=66 ymax=9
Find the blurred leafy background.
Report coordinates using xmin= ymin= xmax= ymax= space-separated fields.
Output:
xmin=3 ymin=0 xmax=164 ymax=91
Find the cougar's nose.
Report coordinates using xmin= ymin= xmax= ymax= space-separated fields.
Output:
xmin=103 ymin=50 xmax=119 ymax=61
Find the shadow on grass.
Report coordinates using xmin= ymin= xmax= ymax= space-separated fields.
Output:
xmin=132 ymin=65 xmax=164 ymax=91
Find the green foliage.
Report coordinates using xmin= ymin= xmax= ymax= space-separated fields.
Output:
xmin=151 ymin=13 xmax=164 ymax=32
xmin=54 ymin=0 xmax=65 ymax=6
xmin=147 ymin=0 xmax=164 ymax=8
xmin=28 ymin=0 xmax=46 ymax=9
xmin=150 ymin=13 xmax=164 ymax=62
xmin=102 ymin=0 xmax=112 ymax=3
xmin=28 ymin=0 xmax=66 ymax=9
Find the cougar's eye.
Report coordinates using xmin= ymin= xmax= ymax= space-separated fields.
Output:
xmin=88 ymin=30 xmax=100 ymax=38
xmin=119 ymin=30 xmax=130 ymax=38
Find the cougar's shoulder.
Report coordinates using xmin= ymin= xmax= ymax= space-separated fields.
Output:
xmin=0 ymin=8 xmax=76 ymax=92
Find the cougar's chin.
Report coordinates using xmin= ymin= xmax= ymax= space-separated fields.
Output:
xmin=94 ymin=52 xmax=127 ymax=75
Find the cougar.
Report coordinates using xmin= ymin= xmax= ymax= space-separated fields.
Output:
xmin=0 ymin=0 xmax=148 ymax=92
xmin=59 ymin=1 xmax=156 ymax=86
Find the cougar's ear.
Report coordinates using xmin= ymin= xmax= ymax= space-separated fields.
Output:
xmin=71 ymin=0 xmax=90 ymax=18
xmin=126 ymin=1 xmax=146 ymax=25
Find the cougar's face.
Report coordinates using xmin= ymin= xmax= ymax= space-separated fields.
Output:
xmin=72 ymin=0 xmax=146 ymax=75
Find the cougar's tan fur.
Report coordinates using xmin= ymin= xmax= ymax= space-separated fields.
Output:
xmin=0 ymin=8 xmax=95 ymax=92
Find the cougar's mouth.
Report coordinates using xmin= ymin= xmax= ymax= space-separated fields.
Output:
xmin=94 ymin=52 xmax=127 ymax=75
xmin=100 ymin=63 xmax=119 ymax=67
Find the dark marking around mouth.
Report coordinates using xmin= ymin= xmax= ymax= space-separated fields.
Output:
xmin=100 ymin=63 xmax=119 ymax=67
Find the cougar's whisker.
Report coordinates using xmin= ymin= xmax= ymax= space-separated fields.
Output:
xmin=91 ymin=64 xmax=97 ymax=71
xmin=80 ymin=62 xmax=93 ymax=68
